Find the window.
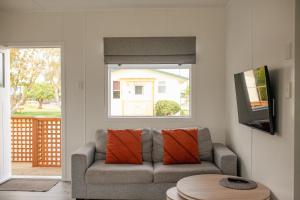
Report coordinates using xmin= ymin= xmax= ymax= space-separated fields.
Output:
xmin=108 ymin=64 xmax=191 ymax=117
xmin=158 ymin=81 xmax=166 ymax=94
xmin=135 ymin=85 xmax=144 ymax=95
xmin=113 ymin=81 xmax=120 ymax=99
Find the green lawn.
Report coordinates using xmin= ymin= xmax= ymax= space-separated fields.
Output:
xmin=13 ymin=104 xmax=61 ymax=117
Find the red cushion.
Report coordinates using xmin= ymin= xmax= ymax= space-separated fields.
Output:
xmin=162 ymin=128 xmax=200 ymax=164
xmin=106 ymin=129 xmax=143 ymax=164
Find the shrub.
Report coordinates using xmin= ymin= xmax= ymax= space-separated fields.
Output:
xmin=155 ymin=100 xmax=180 ymax=116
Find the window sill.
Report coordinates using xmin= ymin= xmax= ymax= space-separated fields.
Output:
xmin=107 ymin=116 xmax=192 ymax=119
xmin=104 ymin=115 xmax=194 ymax=122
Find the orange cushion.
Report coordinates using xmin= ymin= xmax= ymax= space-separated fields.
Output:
xmin=162 ymin=128 xmax=200 ymax=164
xmin=106 ymin=129 xmax=143 ymax=164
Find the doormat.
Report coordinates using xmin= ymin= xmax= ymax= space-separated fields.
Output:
xmin=0 ymin=178 xmax=59 ymax=192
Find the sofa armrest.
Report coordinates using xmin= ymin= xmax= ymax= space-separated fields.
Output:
xmin=71 ymin=142 xmax=95 ymax=199
xmin=213 ymin=143 xmax=237 ymax=176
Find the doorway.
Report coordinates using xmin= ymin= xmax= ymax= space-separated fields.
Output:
xmin=9 ymin=47 xmax=62 ymax=177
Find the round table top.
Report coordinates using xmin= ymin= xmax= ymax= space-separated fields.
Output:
xmin=166 ymin=187 xmax=185 ymax=200
xmin=175 ymin=174 xmax=270 ymax=200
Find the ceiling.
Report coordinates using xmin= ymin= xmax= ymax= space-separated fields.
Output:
xmin=0 ymin=0 xmax=229 ymax=12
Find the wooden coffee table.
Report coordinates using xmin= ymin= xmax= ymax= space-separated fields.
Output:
xmin=167 ymin=174 xmax=270 ymax=200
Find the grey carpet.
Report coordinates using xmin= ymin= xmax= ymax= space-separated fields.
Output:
xmin=0 ymin=179 xmax=59 ymax=192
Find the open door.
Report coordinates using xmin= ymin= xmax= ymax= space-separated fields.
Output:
xmin=0 ymin=48 xmax=11 ymax=183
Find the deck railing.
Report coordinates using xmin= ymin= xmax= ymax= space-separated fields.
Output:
xmin=11 ymin=117 xmax=61 ymax=167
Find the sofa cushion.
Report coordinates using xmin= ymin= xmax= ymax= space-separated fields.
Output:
xmin=85 ymin=160 xmax=153 ymax=184
xmin=95 ymin=128 xmax=152 ymax=162
xmin=152 ymin=128 xmax=213 ymax=162
xmin=153 ymin=162 xmax=221 ymax=183
xmin=162 ymin=128 xmax=200 ymax=164
xmin=106 ymin=129 xmax=143 ymax=164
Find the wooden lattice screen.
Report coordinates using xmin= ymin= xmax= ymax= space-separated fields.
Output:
xmin=35 ymin=118 xmax=61 ymax=167
xmin=11 ymin=117 xmax=33 ymax=162
xmin=11 ymin=117 xmax=61 ymax=167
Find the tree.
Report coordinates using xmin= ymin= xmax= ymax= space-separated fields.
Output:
xmin=185 ymin=85 xmax=190 ymax=96
xmin=10 ymin=48 xmax=61 ymax=113
xmin=254 ymin=67 xmax=268 ymax=100
xmin=155 ymin=100 xmax=181 ymax=116
xmin=44 ymin=49 xmax=61 ymax=102
xmin=254 ymin=67 xmax=266 ymax=86
xmin=26 ymin=83 xmax=55 ymax=109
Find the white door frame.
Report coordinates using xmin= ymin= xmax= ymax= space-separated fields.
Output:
xmin=2 ymin=42 xmax=67 ymax=181
xmin=0 ymin=47 xmax=11 ymax=184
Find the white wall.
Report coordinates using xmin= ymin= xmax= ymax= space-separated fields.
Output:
xmin=225 ymin=0 xmax=295 ymax=199
xmin=0 ymin=7 xmax=226 ymax=180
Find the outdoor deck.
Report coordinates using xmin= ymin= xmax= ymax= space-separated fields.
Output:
xmin=12 ymin=162 xmax=61 ymax=176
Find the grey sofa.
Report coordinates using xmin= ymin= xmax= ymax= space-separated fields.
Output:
xmin=71 ymin=128 xmax=237 ymax=200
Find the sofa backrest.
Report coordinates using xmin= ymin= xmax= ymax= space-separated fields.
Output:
xmin=152 ymin=128 xmax=213 ymax=162
xmin=95 ymin=128 xmax=153 ymax=162
xmin=94 ymin=127 xmax=213 ymax=162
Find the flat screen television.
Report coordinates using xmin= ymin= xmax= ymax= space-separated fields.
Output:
xmin=234 ymin=66 xmax=275 ymax=134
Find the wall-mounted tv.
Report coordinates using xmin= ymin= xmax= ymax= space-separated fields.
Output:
xmin=234 ymin=66 xmax=275 ymax=134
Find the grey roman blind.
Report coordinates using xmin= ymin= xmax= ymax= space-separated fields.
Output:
xmin=103 ymin=37 xmax=196 ymax=64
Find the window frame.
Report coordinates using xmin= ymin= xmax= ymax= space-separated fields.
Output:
xmin=112 ymin=81 xmax=121 ymax=99
xmin=107 ymin=64 xmax=192 ymax=119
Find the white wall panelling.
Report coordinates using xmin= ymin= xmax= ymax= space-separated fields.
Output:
xmin=0 ymin=7 xmax=226 ymax=180
xmin=226 ymin=1 xmax=295 ymax=199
